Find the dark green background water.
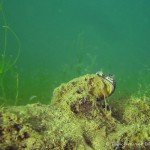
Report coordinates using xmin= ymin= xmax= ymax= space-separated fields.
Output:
xmin=0 ymin=0 xmax=150 ymax=105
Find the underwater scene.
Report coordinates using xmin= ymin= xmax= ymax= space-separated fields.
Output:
xmin=0 ymin=0 xmax=150 ymax=149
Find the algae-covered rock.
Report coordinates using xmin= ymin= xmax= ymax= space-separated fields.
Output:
xmin=52 ymin=73 xmax=116 ymax=119
xmin=107 ymin=96 xmax=150 ymax=150
xmin=0 ymin=73 xmax=150 ymax=150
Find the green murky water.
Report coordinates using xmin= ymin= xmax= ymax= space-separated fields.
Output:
xmin=0 ymin=0 xmax=150 ymax=105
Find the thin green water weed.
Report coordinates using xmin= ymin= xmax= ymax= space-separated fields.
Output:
xmin=0 ymin=2 xmax=21 ymax=105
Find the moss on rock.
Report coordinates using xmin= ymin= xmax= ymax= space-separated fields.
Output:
xmin=0 ymin=74 xmax=150 ymax=150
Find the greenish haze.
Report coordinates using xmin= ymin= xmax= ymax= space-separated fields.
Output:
xmin=0 ymin=0 xmax=150 ymax=105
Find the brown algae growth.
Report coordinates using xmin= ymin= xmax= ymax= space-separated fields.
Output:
xmin=0 ymin=73 xmax=150 ymax=150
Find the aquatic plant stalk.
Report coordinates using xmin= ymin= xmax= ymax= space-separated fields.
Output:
xmin=0 ymin=2 xmax=21 ymax=104
xmin=15 ymin=73 xmax=19 ymax=105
